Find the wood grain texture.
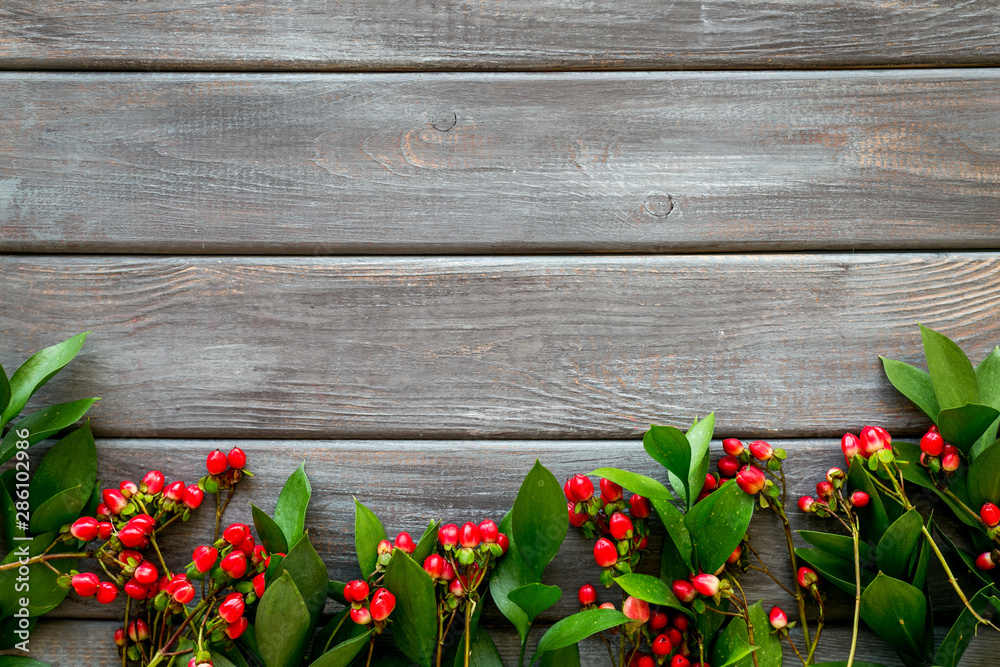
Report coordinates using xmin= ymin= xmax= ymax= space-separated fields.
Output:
xmin=3 ymin=254 xmax=1000 ymax=439
xmin=1 ymin=2 xmax=1000 ymax=71
xmin=38 ymin=439 xmax=987 ymax=624
xmin=8 ymin=619 xmax=1000 ymax=667
xmin=3 ymin=71 xmax=1000 ymax=254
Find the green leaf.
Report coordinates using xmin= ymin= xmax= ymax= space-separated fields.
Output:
xmin=968 ymin=439 xmax=1000 ymax=507
xmin=274 ymin=462 xmax=310 ymax=548
xmin=881 ymin=357 xmax=941 ymax=422
xmin=0 ymin=470 xmax=26 ymax=550
xmin=383 ymin=549 xmax=438 ymax=667
xmin=252 ymin=504 xmax=289 ymax=555
xmin=589 ymin=467 xmax=673 ymax=501
xmin=512 ymin=461 xmax=567 ymax=578
xmin=459 ymin=626 xmax=503 ymax=667
xmin=0 ymin=615 xmax=36 ymax=651
xmin=327 ymin=580 xmax=347 ymax=606
xmin=0 ymin=399 xmax=99 ymax=466
xmin=311 ymin=608 xmax=368 ymax=662
xmin=896 ymin=443 xmax=981 ymax=528
xmin=937 ymin=403 xmax=1000 ymax=454
xmin=1 ymin=332 xmax=89 ymax=426
xmin=530 ymin=608 xmax=630 ymax=665
xmin=309 ymin=629 xmax=373 ymax=667
xmin=0 ymin=363 xmax=10 ymax=421
xmin=0 ymin=533 xmax=75 ymax=617
xmin=710 ymin=602 xmax=778 ymax=667
xmin=847 ymin=457 xmax=890 ymax=541
xmin=256 ymin=572 xmax=311 ymax=667
xmin=268 ymin=534 xmax=329 ymax=627
xmin=795 ymin=548 xmax=873 ymax=596
xmin=651 ymin=497 xmax=693 ymax=575
xmin=684 ymin=481 xmax=753 ymax=574
xmin=976 ymin=347 xmax=1000 ymax=409
xmin=695 ymin=597 xmax=729 ymax=647
xmin=0 ymin=656 xmax=51 ymax=667
xmin=489 ymin=512 xmax=532 ymax=642
xmin=29 ymin=424 xmax=96 ymax=512
xmin=685 ymin=413 xmax=714 ymax=506
xmin=643 ymin=424 xmax=693 ymax=504
xmin=412 ymin=519 xmax=441 ymax=565
xmin=933 ymin=584 xmax=994 ymax=667
xmin=798 ymin=531 xmax=873 ymax=564
xmin=508 ymin=583 xmax=561 ymax=623
xmin=920 ymin=324 xmax=980 ymax=410
xmin=613 ymin=574 xmax=691 ymax=615
xmin=354 ymin=498 xmax=387 ymax=579
xmin=29 ymin=484 xmax=84 ymax=534
xmin=875 ymin=509 xmax=922 ymax=580
xmin=859 ymin=573 xmax=927 ymax=659
xmin=538 ymin=643 xmax=580 ymax=667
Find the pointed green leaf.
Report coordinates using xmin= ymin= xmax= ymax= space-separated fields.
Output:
xmin=0 ymin=362 xmax=10 ymax=420
xmin=539 ymin=643 xmax=579 ymax=667
xmin=934 ymin=584 xmax=994 ymax=667
xmin=710 ymin=602 xmax=778 ymax=667
xmin=412 ymin=519 xmax=441 ymax=565
xmin=976 ymin=347 xmax=1000 ymax=410
xmin=252 ymin=504 xmax=289 ymax=555
xmin=508 ymin=583 xmax=561 ymax=623
xmin=795 ymin=548 xmax=874 ymax=596
xmin=968 ymin=439 xmax=1000 ymax=507
xmin=0 ymin=533 xmax=75 ymax=618
xmin=354 ymin=498 xmax=387 ymax=579
xmin=257 ymin=572 xmax=311 ymax=667
xmin=274 ymin=462 xmax=310 ymax=548
xmin=458 ymin=626 xmax=503 ymax=667
xmin=512 ymin=461 xmax=567 ymax=577
xmin=269 ymin=534 xmax=329 ymax=627
xmin=1 ymin=470 xmax=27 ymax=551
xmin=311 ymin=608 xmax=368 ymax=663
xmin=1 ymin=333 xmax=89 ymax=426
xmin=876 ymin=509 xmax=922 ymax=580
xmin=29 ymin=424 xmax=96 ymax=512
xmin=0 ymin=399 xmax=99 ymax=466
xmin=530 ymin=608 xmax=630 ymax=665
xmin=684 ymin=481 xmax=753 ymax=574
xmin=384 ymin=550 xmax=438 ymax=667
xmin=937 ymin=403 xmax=1000 ymax=454
xmin=309 ymin=627 xmax=372 ymax=667
xmin=798 ymin=530 xmax=873 ymax=564
xmin=860 ymin=573 xmax=927 ymax=659
xmin=613 ymin=573 xmax=692 ymax=616
xmin=920 ymin=324 xmax=979 ymax=410
xmin=651 ymin=497 xmax=693 ymax=575
xmin=29 ymin=484 xmax=84 ymax=534
xmin=643 ymin=424 xmax=693 ymax=504
xmin=685 ymin=413 xmax=714 ymax=505
xmin=880 ymin=357 xmax=940 ymax=421
xmin=0 ymin=655 xmax=50 ymax=667
xmin=490 ymin=512 xmax=532 ymax=642
xmin=589 ymin=467 xmax=673 ymax=501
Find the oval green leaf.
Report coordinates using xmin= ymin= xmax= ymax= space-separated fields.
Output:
xmin=412 ymin=518 xmax=441 ymax=565
xmin=938 ymin=403 xmax=1000 ymax=454
xmin=875 ymin=509 xmax=922 ymax=580
xmin=489 ymin=512 xmax=532 ymax=642
xmin=798 ymin=530 xmax=873 ymax=564
xmin=512 ymin=460 xmax=567 ymax=577
xmin=530 ymin=608 xmax=630 ymax=665
xmin=0 ymin=398 xmax=99 ymax=466
xmin=29 ymin=423 xmax=96 ymax=513
xmin=269 ymin=534 xmax=329 ymax=626
xmin=710 ymin=601 xmax=777 ymax=667
xmin=860 ymin=573 xmax=927 ymax=659
xmin=643 ymin=424 xmax=693 ymax=503
xmin=257 ymin=572 xmax=311 ymax=667
xmin=968 ymin=439 xmax=1000 ymax=507
xmin=1 ymin=332 xmax=89 ymax=426
xmin=613 ymin=574 xmax=691 ymax=616
xmin=29 ymin=484 xmax=84 ymax=534
xmin=508 ymin=583 xmax=561 ymax=623
xmin=589 ymin=467 xmax=673 ymax=501
xmin=795 ymin=548 xmax=874 ymax=596
xmin=274 ymin=462 xmax=310 ymax=548
xmin=252 ymin=503 xmax=290 ymax=555
xmin=384 ymin=549 xmax=438 ymax=667
xmin=881 ymin=356 xmax=940 ymax=422
xmin=457 ymin=626 xmax=503 ymax=667
xmin=354 ymin=498 xmax=387 ymax=579
xmin=685 ymin=413 xmax=714 ymax=506
xmin=684 ymin=481 xmax=753 ymax=574
xmin=920 ymin=324 xmax=980 ymax=411
xmin=309 ymin=629 xmax=373 ymax=667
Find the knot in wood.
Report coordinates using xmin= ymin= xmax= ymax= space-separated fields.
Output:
xmin=430 ymin=110 xmax=458 ymax=132
xmin=644 ymin=192 xmax=673 ymax=218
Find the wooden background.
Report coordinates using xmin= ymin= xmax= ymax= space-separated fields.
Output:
xmin=2 ymin=2 xmax=1000 ymax=665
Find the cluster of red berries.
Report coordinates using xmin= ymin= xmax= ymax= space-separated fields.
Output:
xmin=343 ymin=580 xmax=397 ymax=627
xmin=797 ymin=466 xmax=869 ymax=517
xmin=564 ymin=475 xmax=652 ymax=585
xmin=429 ymin=520 xmax=508 ymax=610
xmin=204 ymin=447 xmax=249 ymax=492
xmin=914 ymin=425 xmax=961 ymax=473
xmin=976 ymin=502 xmax=1000 ymax=571
xmin=718 ymin=438 xmax=783 ymax=496
xmin=838 ymin=425 xmax=895 ymax=468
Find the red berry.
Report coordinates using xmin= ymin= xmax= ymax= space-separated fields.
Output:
xmin=227 ymin=447 xmax=247 ymax=470
xmin=859 ymin=425 xmax=888 ymax=455
xmin=717 ymin=455 xmax=740 ymax=478
xmin=920 ymin=430 xmax=944 ymax=457
xmin=251 ymin=544 xmax=268 ymax=567
xmin=371 ymin=588 xmax=396 ymax=621
xmin=722 ymin=438 xmax=744 ymax=456
xmin=218 ymin=592 xmax=245 ymax=623
xmin=726 ymin=545 xmax=742 ymax=565
xmin=496 ymin=533 xmax=510 ymax=555
xmin=172 ymin=580 xmax=196 ymax=604
xmin=96 ymin=581 xmax=119 ymax=604
xmin=141 ymin=470 xmax=165 ymax=494
xmin=344 ymin=580 xmax=370 ymax=603
xmin=377 ymin=539 xmax=393 ymax=555
xmin=134 ymin=561 xmax=159 ymax=585
xmin=981 ymin=503 xmax=1000 ymax=527
xmin=578 ymin=584 xmax=597 ymax=606
xmin=649 ymin=610 xmax=668 ymax=630
xmin=623 ymin=596 xmax=650 ymax=622
xmin=102 ymin=489 xmax=128 ymax=514
xmin=192 ymin=546 xmax=219 ymax=573
xmin=350 ymin=606 xmax=372 ymax=625
xmin=70 ymin=517 xmax=100 ymax=542
xmin=600 ymin=478 xmax=623 ymax=502
xmin=569 ymin=475 xmax=595 ymax=502
xmin=449 ymin=578 xmax=465 ymax=597
xmin=459 ymin=522 xmax=481 ymax=548
xmin=568 ymin=501 xmax=589 ymax=528
xmin=703 ymin=474 xmax=718 ymax=491
xmin=220 ymin=551 xmax=248 ymax=579
xmin=71 ymin=572 xmax=100 ymax=597
xmin=671 ymin=614 xmax=689 ymax=632
xmin=976 ymin=552 xmax=996 ymax=571
xmin=797 ymin=567 xmax=819 ymax=588
xmin=692 ymin=573 xmax=720 ymax=596
xmin=118 ymin=525 xmax=148 ymax=549
xmin=609 ymin=512 xmax=634 ymax=540
xmin=593 ymin=538 xmax=618 ymax=567
xmin=671 ymin=657 xmax=691 ymax=667
xmin=438 ymin=524 xmax=459 ymax=548
xmin=163 ymin=481 xmax=186 ymax=501
xmin=629 ymin=494 xmax=651 ymax=519
xmin=119 ymin=549 xmax=143 ymax=567
xmin=114 ymin=628 xmax=126 ymax=646
xmin=223 ymin=523 xmax=249 ymax=546
xmin=183 ymin=485 xmax=204 ymax=509
xmin=225 ymin=616 xmax=248 ymax=639
xmin=563 ymin=479 xmax=575 ymax=501
xmin=815 ymin=481 xmax=834 ymax=499
xmin=942 ymin=451 xmax=961 ymax=472
xmin=478 ymin=519 xmax=499 ymax=543
xmin=253 ymin=572 xmax=266 ymax=598
xmin=206 ymin=450 xmax=228 ymax=475
xmin=96 ymin=503 xmax=110 ymax=520
xmin=98 ymin=522 xmax=113 ymax=540
xmin=672 ymin=580 xmax=697 ymax=603
xmin=119 ymin=480 xmax=138 ymax=498
xmin=598 ymin=602 xmax=615 ymax=610
xmin=423 ymin=554 xmax=445 ymax=579
xmin=841 ymin=433 xmax=862 ymax=463
xmin=748 ymin=440 xmax=773 ymax=461
xmin=128 ymin=514 xmax=155 ymax=534
xmin=736 ymin=466 xmax=766 ymax=495
xmin=124 ymin=578 xmax=148 ymax=600
xmin=128 ymin=618 xmax=149 ymax=642
xmin=769 ymin=606 xmax=788 ymax=630
xmin=667 ymin=626 xmax=683 ymax=647
xmin=826 ymin=467 xmax=845 ymax=483
xmin=651 ymin=634 xmax=673 ymax=656
xmin=850 ymin=491 xmax=870 ymax=507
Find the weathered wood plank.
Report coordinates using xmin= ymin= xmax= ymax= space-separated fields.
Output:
xmin=1 ymin=2 xmax=1000 ymax=71
xmin=2 ymin=254 xmax=999 ymax=439
xmin=37 ymin=439 xmax=984 ymax=623
xmin=2 ymin=71 xmax=1000 ymax=254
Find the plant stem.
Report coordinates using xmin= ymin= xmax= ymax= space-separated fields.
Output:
xmin=920 ymin=524 xmax=1000 ymax=632
xmin=148 ymin=532 xmax=171 ymax=577
xmin=776 ymin=469 xmax=813 ymax=652
xmin=365 ymin=637 xmax=375 ymax=667
xmin=464 ymin=600 xmax=474 ymax=667
xmin=122 ymin=596 xmax=130 ymax=667
xmin=730 ymin=578 xmax=760 ymax=667
xmin=0 ymin=551 xmax=91 ymax=572
xmin=847 ymin=515 xmax=861 ymax=667
xmin=784 ymin=635 xmax=807 ymax=666
xmin=322 ymin=612 xmax=350 ymax=655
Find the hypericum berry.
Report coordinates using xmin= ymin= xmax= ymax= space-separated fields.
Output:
xmin=568 ymin=474 xmax=595 ymax=502
xmin=815 ymin=481 xmax=834 ymax=500
xmin=118 ymin=525 xmax=148 ymax=548
xmin=71 ymin=572 xmax=100 ymax=597
xmin=629 ymin=494 xmax=651 ymax=518
xmin=449 ymin=578 xmax=466 ymax=598
xmin=377 ymin=539 xmax=393 ymax=556
xmin=609 ymin=512 xmax=634 ymax=540
xmin=671 ymin=657 xmax=691 ymax=667
xmin=920 ymin=430 xmax=944 ymax=457
xmin=119 ymin=480 xmax=138 ymax=498
xmin=736 ymin=466 xmax=766 ymax=495
xmin=70 ymin=517 xmax=100 ymax=542
xmin=183 ymin=485 xmax=204 ymax=509
xmin=119 ymin=549 xmax=143 ymax=567
xmin=651 ymin=634 xmax=673 ymax=656
xmin=649 ymin=610 xmax=669 ymax=631
xmin=225 ymin=616 xmax=248 ymax=639
xmin=251 ymin=544 xmax=267 ymax=567
xmin=172 ymin=580 xmax=196 ymax=604
xmin=124 ymin=578 xmax=149 ymax=600
xmin=600 ymin=478 xmax=623 ymax=502
xmin=671 ymin=613 xmax=689 ymax=632
xmin=942 ymin=451 xmax=961 ymax=472
xmin=133 ymin=561 xmax=159 ymax=585
xmin=826 ymin=467 xmax=845 ymax=484
xmin=114 ymin=628 xmax=126 ymax=647
xmin=622 ymin=596 xmax=650 ymax=623
xmin=253 ymin=572 xmax=266 ymax=598
xmin=459 ymin=522 xmax=482 ymax=548
xmin=850 ymin=491 xmax=870 ymax=507
xmin=859 ymin=425 xmax=888 ymax=455
xmin=671 ymin=580 xmax=697 ymax=603
xmin=371 ymin=588 xmax=396 ymax=621
xmin=218 ymin=592 xmax=245 ymax=623
xmin=96 ymin=503 xmax=110 ymax=520
xmin=496 ymin=533 xmax=510 ymax=555
xmin=438 ymin=524 xmax=459 ymax=548
xmin=981 ymin=503 xmax=1000 ymax=527
xmin=392 ymin=531 xmax=414 ymax=554
xmin=98 ymin=522 xmax=113 ymax=540
xmin=141 ymin=470 xmax=165 ymax=494
xmin=568 ymin=501 xmax=589 ymax=527
xmin=129 ymin=514 xmax=156 ymax=534
xmin=235 ymin=534 xmax=253 ymax=558
xmin=223 ymin=523 xmax=249 ymax=546
xmin=797 ymin=567 xmax=819 ymax=588
xmin=163 ymin=481 xmax=186 ymax=501
xmin=128 ymin=618 xmax=150 ymax=642
xmin=749 ymin=440 xmax=773 ymax=461
xmin=798 ymin=496 xmax=815 ymax=512
xmin=726 ymin=545 xmax=742 ymax=565
xmin=95 ymin=581 xmax=119 ymax=604
xmin=769 ymin=606 xmax=788 ymax=630
xmin=192 ymin=546 xmax=219 ymax=573
xmin=976 ymin=552 xmax=996 ymax=571
xmin=220 ymin=551 xmax=248 ymax=579
xmin=578 ymin=584 xmax=597 ymax=606
xmin=423 ymin=554 xmax=445 ymax=580
xmin=344 ymin=580 xmax=370 ymax=603
xmin=478 ymin=519 xmax=499 ymax=544
xmin=692 ymin=573 xmax=720 ymax=597
xmin=188 ymin=658 xmax=212 ymax=667
xmin=227 ymin=447 xmax=247 ymax=470
xmin=563 ymin=479 xmax=575 ymax=502
xmin=718 ymin=455 xmax=740 ymax=478
xmin=841 ymin=433 xmax=862 ymax=462
xmin=102 ymin=489 xmax=128 ymax=514
xmin=703 ymin=474 xmax=718 ymax=492
xmin=593 ymin=538 xmax=618 ymax=568
xmin=722 ymin=438 xmax=744 ymax=456
xmin=206 ymin=450 xmax=228 ymax=475
xmin=350 ymin=607 xmax=372 ymax=625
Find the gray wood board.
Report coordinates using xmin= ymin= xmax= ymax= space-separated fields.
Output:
xmin=2 ymin=71 xmax=1000 ymax=254
xmin=9 ymin=619 xmax=999 ymax=667
xmin=38 ymin=438 xmax=987 ymax=623
xmin=1 ymin=2 xmax=1000 ymax=71
xmin=3 ymin=253 xmax=999 ymax=439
